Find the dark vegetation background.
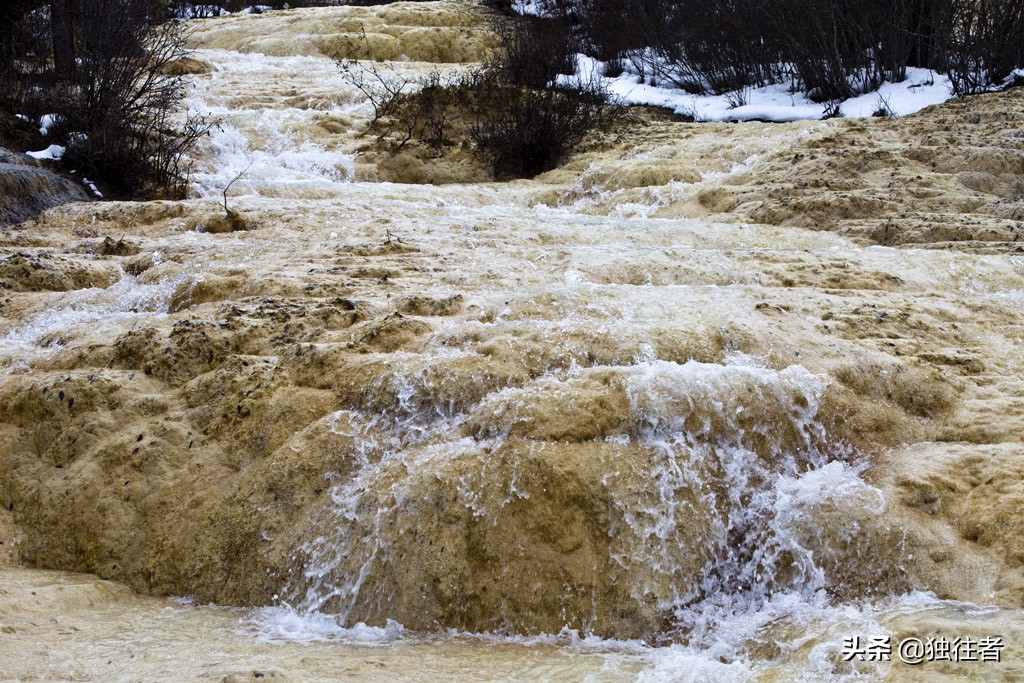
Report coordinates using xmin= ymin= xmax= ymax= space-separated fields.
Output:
xmin=503 ymin=0 xmax=1024 ymax=100
xmin=0 ymin=0 xmax=223 ymax=198
xmin=1 ymin=0 xmax=1021 ymax=196
xmin=351 ymin=0 xmax=1023 ymax=178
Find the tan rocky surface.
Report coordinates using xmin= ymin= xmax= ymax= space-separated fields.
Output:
xmin=1 ymin=1 xmax=1023 ymax=664
xmin=189 ymin=0 xmax=496 ymax=63
xmin=540 ymin=89 xmax=1024 ymax=252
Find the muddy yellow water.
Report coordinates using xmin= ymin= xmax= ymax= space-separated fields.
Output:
xmin=2 ymin=1 xmax=1024 ymax=680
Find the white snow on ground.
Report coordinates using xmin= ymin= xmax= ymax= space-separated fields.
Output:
xmin=511 ymin=0 xmax=550 ymax=16
xmin=171 ymin=4 xmax=230 ymax=19
xmin=38 ymin=113 xmax=63 ymax=136
xmin=171 ymin=4 xmax=276 ymax=19
xmin=840 ymin=69 xmax=957 ymax=117
xmin=1006 ymin=68 xmax=1024 ymax=85
xmin=26 ymin=144 xmax=66 ymax=161
xmin=563 ymin=55 xmax=958 ymax=122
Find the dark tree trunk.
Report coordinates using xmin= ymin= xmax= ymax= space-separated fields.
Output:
xmin=907 ymin=0 xmax=937 ymax=68
xmin=50 ymin=0 xmax=76 ymax=80
xmin=1 ymin=0 xmax=35 ymax=76
xmin=0 ymin=20 xmax=14 ymax=77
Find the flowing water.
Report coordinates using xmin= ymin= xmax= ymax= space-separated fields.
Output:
xmin=3 ymin=3 xmax=1024 ymax=681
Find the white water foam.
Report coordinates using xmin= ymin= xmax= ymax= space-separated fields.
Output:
xmin=0 ymin=268 xmax=192 ymax=370
xmin=243 ymin=605 xmax=405 ymax=644
xmin=184 ymin=50 xmax=362 ymax=198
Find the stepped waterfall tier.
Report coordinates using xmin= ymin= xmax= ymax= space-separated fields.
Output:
xmin=2 ymin=1 xmax=1024 ymax=680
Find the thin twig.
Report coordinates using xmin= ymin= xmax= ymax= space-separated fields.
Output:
xmin=223 ymin=159 xmax=254 ymax=215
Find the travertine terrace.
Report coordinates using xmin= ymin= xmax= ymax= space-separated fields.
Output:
xmin=1 ymin=2 xmax=1023 ymax=679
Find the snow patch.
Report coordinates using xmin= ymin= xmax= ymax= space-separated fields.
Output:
xmin=38 ymin=113 xmax=64 ymax=136
xmin=27 ymin=144 xmax=66 ymax=161
xmin=568 ymin=54 xmax=959 ymax=122
xmin=171 ymin=4 xmax=230 ymax=19
xmin=512 ymin=0 xmax=553 ymax=16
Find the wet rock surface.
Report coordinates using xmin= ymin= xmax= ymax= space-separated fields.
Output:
xmin=0 ymin=146 xmax=90 ymax=227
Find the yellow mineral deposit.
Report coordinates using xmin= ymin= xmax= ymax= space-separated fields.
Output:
xmin=1 ymin=1 xmax=1023 ymax=680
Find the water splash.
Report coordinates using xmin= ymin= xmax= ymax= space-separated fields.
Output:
xmin=242 ymin=604 xmax=405 ymax=644
xmin=0 ymin=267 xmax=193 ymax=371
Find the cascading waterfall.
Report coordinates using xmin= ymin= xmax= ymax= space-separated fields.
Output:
xmin=183 ymin=49 xmax=362 ymax=198
xmin=284 ymin=355 xmax=902 ymax=651
xmin=167 ymin=50 xmax=937 ymax=646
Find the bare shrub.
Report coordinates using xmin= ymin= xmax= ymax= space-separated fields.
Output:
xmin=338 ymin=34 xmax=466 ymax=153
xmin=337 ymin=10 xmax=618 ymax=180
xmin=57 ymin=12 xmax=214 ymax=196
xmin=577 ymin=0 xmax=652 ymax=62
xmin=486 ymin=13 xmax=579 ymax=90
xmin=473 ymin=10 xmax=619 ymax=178
xmin=470 ymin=78 xmax=613 ymax=179
xmin=170 ymin=3 xmax=225 ymax=19
xmin=725 ymin=86 xmax=751 ymax=110
xmin=372 ymin=70 xmax=466 ymax=152
xmin=821 ymin=99 xmax=844 ymax=119
xmin=759 ymin=0 xmax=916 ymax=101
xmin=872 ymin=93 xmax=894 ymax=118
xmin=932 ymin=0 xmax=1024 ymax=95
xmin=2 ymin=0 xmax=214 ymax=198
xmin=339 ymin=56 xmax=417 ymax=128
xmin=601 ymin=57 xmax=625 ymax=78
xmin=479 ymin=0 xmax=515 ymax=15
xmin=571 ymin=0 xmax=775 ymax=94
